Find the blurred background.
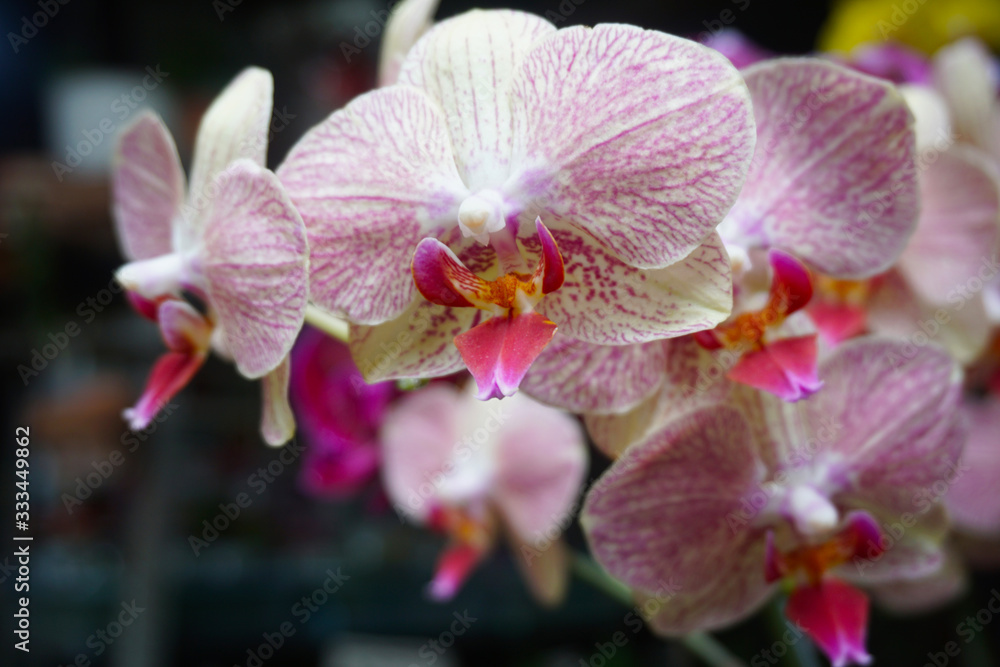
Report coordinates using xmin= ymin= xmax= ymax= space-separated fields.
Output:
xmin=2 ymin=0 xmax=1000 ymax=665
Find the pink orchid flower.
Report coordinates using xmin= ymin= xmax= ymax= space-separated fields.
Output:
xmin=278 ymin=8 xmax=756 ymax=400
xmin=290 ymin=327 xmax=396 ymax=497
xmin=380 ymin=383 xmax=587 ymax=604
xmin=582 ymin=337 xmax=964 ymax=666
xmin=112 ymin=68 xmax=309 ymax=445
xmin=526 ymin=59 xmax=919 ymax=413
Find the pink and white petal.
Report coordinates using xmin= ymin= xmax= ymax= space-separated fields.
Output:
xmin=584 ymin=336 xmax=734 ymax=459
xmin=379 ymin=384 xmax=462 ymax=522
xmin=260 ymin=357 xmax=295 ymax=446
xmin=398 ymin=9 xmax=556 ymax=190
xmin=508 ymin=24 xmax=755 ymax=268
xmin=509 ymin=533 xmax=570 ymax=607
xmin=536 ymin=227 xmax=733 ymax=345
xmin=933 ymin=38 xmax=999 ymax=154
xmin=278 ymin=86 xmax=467 ymax=324
xmin=201 ymin=160 xmax=309 ymax=379
xmin=491 ymin=393 xmax=587 ymax=542
xmin=582 ymin=406 xmax=767 ymax=605
xmin=348 ymin=297 xmax=474 ymax=383
xmin=186 ymin=67 xmax=273 ymax=234
xmin=947 ymin=396 xmax=1000 ymax=535
xmin=869 ymin=547 xmax=966 ymax=615
xmin=728 ymin=59 xmax=918 ymax=278
xmin=521 ymin=336 xmax=668 ymax=415
xmin=898 ymin=145 xmax=1000 ymax=306
xmin=839 ymin=504 xmax=951 ymax=584
xmin=377 ymin=0 xmax=439 ymax=87
xmin=112 ymin=110 xmax=185 ymax=261
xmin=805 ymin=337 xmax=964 ymax=516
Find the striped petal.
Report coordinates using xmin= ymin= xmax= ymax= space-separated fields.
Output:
xmin=537 ymin=227 xmax=733 ymax=345
xmin=398 ymin=9 xmax=556 ymax=191
xmin=278 ymin=86 xmax=467 ymax=324
xmin=111 ymin=111 xmax=184 ymax=261
xmin=507 ymin=24 xmax=755 ymax=268
xmin=202 ymin=159 xmax=309 ymax=379
xmin=726 ymin=59 xmax=918 ymax=278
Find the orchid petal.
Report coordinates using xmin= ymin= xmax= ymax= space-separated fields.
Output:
xmin=522 ymin=336 xmax=668 ymax=415
xmin=785 ymin=580 xmax=872 ymax=667
xmin=411 ymin=238 xmax=483 ymax=308
xmin=537 ymin=227 xmax=733 ymax=345
xmin=455 ymin=311 xmax=557 ymax=400
xmin=399 ymin=9 xmax=556 ymax=190
xmin=491 ymin=394 xmax=586 ymax=541
xmin=898 ymin=145 xmax=1000 ymax=306
xmin=729 ymin=59 xmax=918 ymax=278
xmin=702 ymin=30 xmax=773 ymax=69
xmin=348 ymin=298 xmax=474 ymax=383
xmin=111 ymin=111 xmax=184 ymax=261
xmin=841 ymin=504 xmax=950 ymax=583
xmin=509 ymin=533 xmax=570 ymax=607
xmin=582 ymin=407 xmax=771 ymax=632
xmin=934 ymin=38 xmax=999 ymax=155
xmin=769 ymin=249 xmax=813 ymax=317
xmin=947 ymin=396 xmax=1000 ymax=535
xmin=377 ymin=0 xmax=439 ymax=87
xmin=186 ymin=67 xmax=273 ymax=235
xmin=278 ymin=85 xmax=467 ymax=324
xmin=727 ymin=335 xmax=822 ymax=402
xmin=848 ymin=42 xmax=932 ymax=85
xmin=260 ymin=357 xmax=295 ymax=446
xmin=898 ymin=85 xmax=952 ymax=153
xmin=870 ymin=548 xmax=966 ymax=614
xmin=508 ymin=24 xmax=755 ymax=268
xmin=202 ymin=159 xmax=308 ymax=379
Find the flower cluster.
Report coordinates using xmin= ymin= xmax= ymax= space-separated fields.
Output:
xmin=108 ymin=2 xmax=1000 ymax=664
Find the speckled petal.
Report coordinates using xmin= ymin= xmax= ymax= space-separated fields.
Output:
xmin=536 ymin=227 xmax=733 ymax=345
xmin=112 ymin=111 xmax=185 ymax=261
xmin=726 ymin=59 xmax=918 ymax=278
xmin=202 ymin=159 xmax=309 ymax=379
xmin=508 ymin=24 xmax=755 ymax=269
xmin=278 ymin=86 xmax=467 ymax=324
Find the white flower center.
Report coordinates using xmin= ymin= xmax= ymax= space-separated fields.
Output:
xmin=784 ymin=484 xmax=839 ymax=537
xmin=458 ymin=190 xmax=507 ymax=245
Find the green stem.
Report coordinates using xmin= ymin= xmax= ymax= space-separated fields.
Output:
xmin=304 ymin=304 xmax=349 ymax=342
xmin=570 ymin=553 xmax=746 ymax=667
xmin=766 ymin=597 xmax=820 ymax=667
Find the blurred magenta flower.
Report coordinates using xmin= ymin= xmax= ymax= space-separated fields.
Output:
xmin=582 ymin=338 xmax=964 ymax=666
xmin=112 ymin=67 xmax=309 ymax=445
xmin=279 ymin=8 xmax=755 ymax=400
xmin=844 ymin=42 xmax=933 ymax=84
xmin=291 ymin=327 xmax=396 ymax=498
xmin=702 ymin=30 xmax=774 ymax=69
xmin=380 ymin=383 xmax=587 ymax=604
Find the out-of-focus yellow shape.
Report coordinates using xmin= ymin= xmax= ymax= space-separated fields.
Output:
xmin=820 ymin=0 xmax=1000 ymax=54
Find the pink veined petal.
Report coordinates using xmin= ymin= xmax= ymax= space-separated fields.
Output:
xmin=536 ymin=226 xmax=733 ymax=345
xmin=521 ymin=336 xmax=668 ymax=415
xmin=111 ymin=111 xmax=185 ymax=261
xmin=508 ymin=24 xmax=755 ymax=269
xmin=185 ymin=67 xmax=274 ymax=239
xmin=785 ymin=579 xmax=872 ymax=667
xmin=260 ymin=356 xmax=295 ymax=446
xmin=377 ymin=0 xmax=439 ymax=87
xmin=728 ymin=59 xmax=918 ymax=278
xmin=454 ymin=311 xmax=558 ymax=400
xmin=201 ymin=159 xmax=309 ymax=379
xmin=278 ymin=85 xmax=467 ymax=324
xmin=727 ymin=335 xmax=822 ymax=402
xmin=947 ymin=395 xmax=1000 ymax=535
xmin=348 ymin=298 xmax=474 ymax=384
xmin=123 ymin=300 xmax=212 ymax=430
xmin=491 ymin=393 xmax=587 ymax=542
xmin=840 ymin=502 xmax=951 ymax=584
xmin=379 ymin=384 xmax=463 ymax=522
xmin=898 ymin=145 xmax=1000 ymax=306
xmin=399 ymin=9 xmax=557 ymax=190
xmin=411 ymin=238 xmax=483 ymax=308
xmin=581 ymin=406 xmax=772 ymax=633
xmin=428 ymin=541 xmax=488 ymax=601
xmin=805 ymin=337 xmax=964 ymax=518
xmin=533 ymin=217 xmax=564 ymax=294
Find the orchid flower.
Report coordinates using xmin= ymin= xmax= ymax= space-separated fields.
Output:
xmin=380 ymin=383 xmax=587 ymax=604
xmin=290 ymin=327 xmax=396 ymax=497
xmin=933 ymin=37 xmax=1000 ymax=167
xmin=112 ymin=68 xmax=309 ymax=445
xmin=278 ymin=9 xmax=756 ymax=401
xmin=582 ymin=337 xmax=964 ymax=666
xmin=527 ymin=58 xmax=919 ymax=413
xmin=378 ymin=0 xmax=439 ymax=87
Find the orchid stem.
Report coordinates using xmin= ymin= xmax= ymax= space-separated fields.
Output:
xmin=767 ymin=597 xmax=821 ymax=667
xmin=570 ymin=552 xmax=746 ymax=667
xmin=304 ymin=304 xmax=349 ymax=342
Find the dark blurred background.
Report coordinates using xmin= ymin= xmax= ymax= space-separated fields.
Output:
xmin=2 ymin=0 xmax=999 ymax=665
